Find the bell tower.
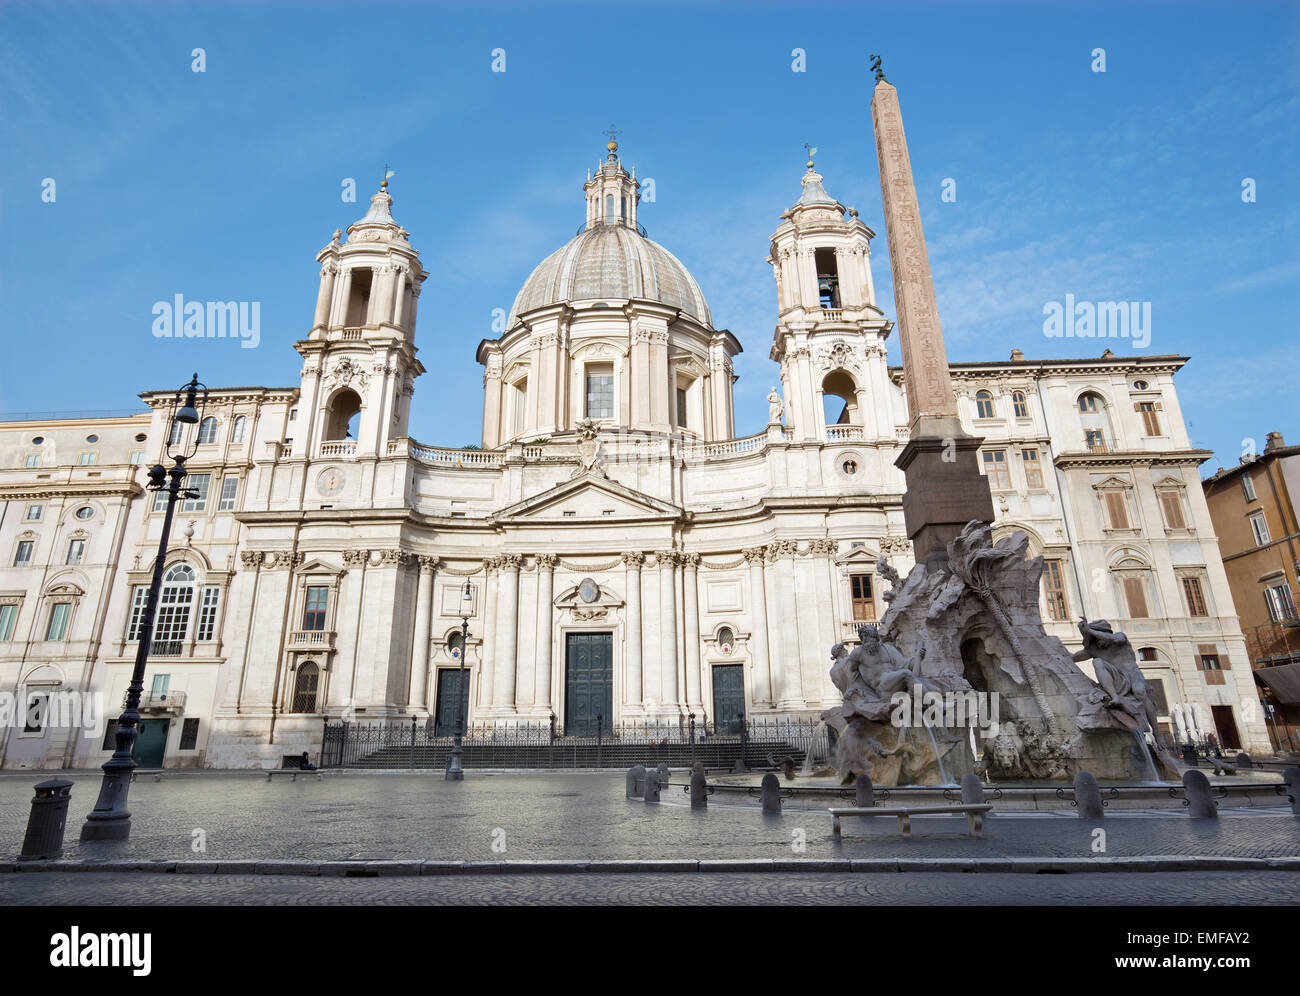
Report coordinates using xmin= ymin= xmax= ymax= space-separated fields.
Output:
xmin=293 ymin=180 xmax=427 ymax=462
xmin=768 ymin=155 xmax=894 ymax=443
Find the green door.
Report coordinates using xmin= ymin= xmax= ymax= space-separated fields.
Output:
xmin=713 ymin=664 xmax=746 ymax=734
xmin=565 ymin=632 xmax=613 ymax=736
xmin=434 ymin=668 xmax=470 ymax=736
xmin=134 ymin=718 xmax=170 ymax=768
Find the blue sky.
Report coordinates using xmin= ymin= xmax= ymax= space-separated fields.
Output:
xmin=1 ymin=0 xmax=1295 ymax=469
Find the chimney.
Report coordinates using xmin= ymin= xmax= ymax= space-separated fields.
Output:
xmin=1010 ymin=349 xmax=1024 ymax=362
xmin=1265 ymin=431 xmax=1285 ymax=453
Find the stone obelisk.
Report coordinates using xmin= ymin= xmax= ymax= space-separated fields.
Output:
xmin=871 ymin=64 xmax=994 ymax=567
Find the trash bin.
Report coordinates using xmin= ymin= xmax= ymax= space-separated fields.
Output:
xmin=20 ymin=779 xmax=73 ymax=860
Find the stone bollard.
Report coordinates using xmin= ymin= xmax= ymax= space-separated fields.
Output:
xmin=780 ymin=757 xmax=796 ymax=781
xmin=643 ymin=768 xmax=661 ymax=803
xmin=960 ymin=772 xmax=986 ymax=806
xmin=691 ymin=761 xmax=706 ymax=776
xmin=760 ymin=772 xmax=782 ymax=813
xmin=854 ymin=773 xmax=874 ymax=809
xmin=656 ymin=762 xmax=671 ymax=789
xmin=626 ymin=764 xmax=646 ymax=799
xmin=1284 ymin=767 xmax=1300 ymax=816
xmin=1073 ymin=770 xmax=1104 ymax=819
xmin=1182 ymin=768 xmax=1218 ymax=819
xmin=1234 ymin=752 xmax=1253 ymax=769
xmin=732 ymin=756 xmax=745 ymax=774
xmin=690 ymin=771 xmax=709 ymax=809
xmin=20 ymin=779 xmax=73 ymax=860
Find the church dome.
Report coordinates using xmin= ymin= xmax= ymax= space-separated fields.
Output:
xmin=508 ymin=225 xmax=712 ymax=329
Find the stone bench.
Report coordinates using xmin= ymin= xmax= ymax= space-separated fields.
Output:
xmin=829 ymin=803 xmax=992 ymax=838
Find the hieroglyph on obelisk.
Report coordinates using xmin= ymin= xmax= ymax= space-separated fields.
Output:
xmin=871 ymin=79 xmax=958 ymax=425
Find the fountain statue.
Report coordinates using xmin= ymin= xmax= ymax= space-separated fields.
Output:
xmin=824 ymin=521 xmax=1177 ymax=784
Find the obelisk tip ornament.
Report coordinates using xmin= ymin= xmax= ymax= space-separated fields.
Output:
xmin=870 ymin=60 xmax=994 ymax=566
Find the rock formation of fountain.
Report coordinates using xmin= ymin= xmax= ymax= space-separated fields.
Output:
xmin=823 ymin=521 xmax=1176 ymax=785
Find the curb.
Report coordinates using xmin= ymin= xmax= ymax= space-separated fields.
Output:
xmin=3 ymin=856 xmax=1299 ymax=877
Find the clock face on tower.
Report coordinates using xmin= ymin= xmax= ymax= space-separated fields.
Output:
xmin=316 ymin=468 xmax=346 ymax=497
xmin=578 ymin=577 xmax=600 ymax=603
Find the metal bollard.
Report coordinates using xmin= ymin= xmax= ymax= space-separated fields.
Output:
xmin=21 ymin=779 xmax=74 ymax=860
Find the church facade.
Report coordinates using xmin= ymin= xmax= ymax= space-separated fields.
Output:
xmin=0 ymin=143 xmax=1272 ymax=769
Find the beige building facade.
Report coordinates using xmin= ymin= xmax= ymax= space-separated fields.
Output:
xmin=0 ymin=148 xmax=1272 ymax=768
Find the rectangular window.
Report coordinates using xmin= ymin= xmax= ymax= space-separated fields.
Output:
xmin=1103 ymin=491 xmax=1130 ymax=530
xmin=128 ymin=450 xmax=144 ymax=465
xmin=1021 ymin=448 xmax=1044 ymax=489
xmin=65 ymin=539 xmax=85 ymax=565
xmin=79 ymin=451 xmax=97 ymax=466
xmin=1012 ymin=393 xmax=1029 ymax=418
xmin=25 ymin=453 xmax=41 ymax=468
xmin=981 ymin=450 xmax=1011 ymax=489
xmin=302 ymin=585 xmax=329 ymax=631
xmin=1265 ymin=583 xmax=1297 ymax=622
xmin=1182 ymin=576 xmax=1209 ymax=617
xmin=14 ymin=540 xmax=34 ymax=567
xmin=179 ymin=718 xmax=200 ymax=750
xmin=45 ymin=602 xmax=71 ymax=641
xmin=1249 ymin=512 xmax=1270 ymax=546
xmin=151 ymin=673 xmax=171 ymax=694
xmin=1137 ymin=402 xmax=1161 ymax=436
xmin=0 ymin=604 xmax=17 ymax=641
xmin=850 ymin=574 xmax=875 ymax=621
xmin=182 ymin=473 xmax=211 ymax=513
xmin=1042 ymin=560 xmax=1069 ymax=621
xmin=126 ymin=586 xmax=149 ymax=640
xmin=25 ymin=504 xmax=42 ymax=521
xmin=584 ymin=366 xmax=614 ymax=420
xmin=196 ymin=586 xmax=221 ymax=641
xmin=218 ymin=476 xmax=239 ymax=511
xmin=1198 ymin=646 xmax=1226 ymax=685
xmin=153 ymin=489 xmax=169 ymax=513
xmin=1084 ymin=429 xmax=1106 ymax=451
xmin=1159 ymin=491 xmax=1186 ymax=530
xmin=23 ymin=693 xmax=48 ymax=735
xmin=1122 ymin=577 xmax=1149 ymax=618
xmin=676 ymin=387 xmax=688 ymax=428
xmin=1241 ymin=474 xmax=1257 ymax=502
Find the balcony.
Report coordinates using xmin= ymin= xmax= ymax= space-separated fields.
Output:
xmin=825 ymin=424 xmax=864 ymax=442
xmin=288 ymin=630 xmax=335 ymax=651
xmin=318 ymin=440 xmax=357 ymax=458
xmin=149 ymin=641 xmax=185 ymax=657
xmin=820 ymin=308 xmax=844 ymax=322
xmin=140 ymin=690 xmax=186 ymax=712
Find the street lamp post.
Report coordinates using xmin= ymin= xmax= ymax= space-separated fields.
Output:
xmin=445 ymin=579 xmax=473 ymax=780
xmin=82 ymin=374 xmax=206 ymax=841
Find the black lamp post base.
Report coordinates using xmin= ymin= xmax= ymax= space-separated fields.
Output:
xmin=445 ymin=738 xmax=464 ymax=780
xmin=80 ymin=755 xmax=137 ymax=841
xmin=80 ymin=812 xmax=132 ymax=841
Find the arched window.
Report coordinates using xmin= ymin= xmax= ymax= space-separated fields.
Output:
xmin=231 ymin=415 xmax=247 ymax=443
xmin=717 ymin=627 xmax=735 ymax=654
xmin=292 ymin=662 xmax=319 ymax=713
xmin=197 ymin=417 xmax=218 ymax=444
xmin=448 ymin=631 xmax=465 ymax=659
xmin=822 ymin=370 xmax=858 ymax=426
xmin=1012 ymin=390 xmax=1029 ymax=418
xmin=1077 ymin=391 xmax=1110 ymax=450
xmin=153 ymin=564 xmax=196 ymax=654
xmin=975 ymin=390 xmax=995 ymax=419
xmin=326 ymin=390 xmax=362 ymax=441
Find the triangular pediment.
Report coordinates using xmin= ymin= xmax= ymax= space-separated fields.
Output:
xmin=492 ymin=473 xmax=682 ymax=524
xmin=835 ymin=545 xmax=878 ymax=566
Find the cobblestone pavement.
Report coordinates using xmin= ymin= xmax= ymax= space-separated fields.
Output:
xmin=2 ymin=870 xmax=1297 ymax=905
xmin=2 ymin=771 xmax=1296 ymax=864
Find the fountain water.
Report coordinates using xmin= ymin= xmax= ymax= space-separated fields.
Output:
xmin=800 ymin=719 xmax=828 ymax=776
xmin=1129 ymin=729 xmax=1161 ymax=784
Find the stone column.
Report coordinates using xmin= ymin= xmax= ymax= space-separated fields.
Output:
xmin=492 ymin=554 xmax=521 ymax=714
xmin=532 ymin=554 xmax=556 ymax=714
xmin=313 ymin=264 xmax=336 ymax=328
xmin=391 ymin=268 xmax=408 ymax=327
xmin=771 ymin=541 xmax=804 ymax=707
xmin=872 ymin=75 xmax=994 ymax=566
xmin=623 ymin=552 xmax=645 ymax=713
xmin=682 ymin=553 xmax=703 ymax=710
xmin=658 ymin=550 xmax=679 ymax=711
xmin=408 ymin=556 xmax=437 ymax=713
xmin=744 ymin=548 xmax=772 ymax=707
xmin=478 ymin=559 xmax=498 ymax=710
xmin=332 ymin=268 xmax=353 ymax=327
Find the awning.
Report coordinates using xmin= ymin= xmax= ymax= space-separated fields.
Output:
xmin=1254 ymin=662 xmax=1300 ymax=704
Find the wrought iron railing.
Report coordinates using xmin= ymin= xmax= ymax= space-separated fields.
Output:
xmin=320 ymin=716 xmax=833 ymax=770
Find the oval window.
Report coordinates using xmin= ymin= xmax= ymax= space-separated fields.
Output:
xmin=32 ymin=436 xmax=44 ymax=445
xmin=75 ymin=506 xmax=94 ymax=520
xmin=86 ymin=434 xmax=99 ymax=443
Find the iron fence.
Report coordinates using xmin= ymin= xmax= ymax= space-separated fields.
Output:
xmin=320 ymin=716 xmax=833 ymax=770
